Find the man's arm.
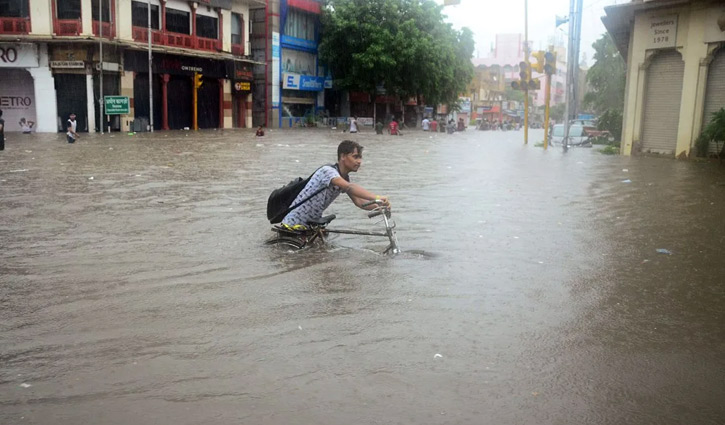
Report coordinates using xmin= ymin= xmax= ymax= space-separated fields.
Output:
xmin=330 ymin=176 xmax=389 ymax=210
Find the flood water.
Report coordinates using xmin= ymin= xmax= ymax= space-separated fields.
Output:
xmin=1 ymin=128 xmax=724 ymax=424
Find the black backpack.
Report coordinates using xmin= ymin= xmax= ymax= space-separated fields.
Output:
xmin=266 ymin=164 xmax=334 ymax=224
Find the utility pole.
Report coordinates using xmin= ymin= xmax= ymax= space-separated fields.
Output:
xmin=148 ymin=0 xmax=153 ymax=132
xmin=562 ymin=0 xmax=582 ymax=152
xmin=99 ymin=0 xmax=103 ymax=134
xmin=523 ymin=0 xmax=529 ymax=144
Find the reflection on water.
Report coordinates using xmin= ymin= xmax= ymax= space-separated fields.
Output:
xmin=1 ymin=129 xmax=723 ymax=424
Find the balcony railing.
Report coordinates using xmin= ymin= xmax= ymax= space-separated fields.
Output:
xmin=54 ymin=19 xmax=82 ymax=36
xmin=131 ymin=26 xmax=220 ymax=52
xmin=196 ymin=36 xmax=220 ymax=51
xmin=165 ymin=32 xmax=194 ymax=49
xmin=132 ymin=26 xmax=164 ymax=44
xmin=0 ymin=17 xmax=31 ymax=34
xmin=92 ymin=20 xmax=114 ymax=38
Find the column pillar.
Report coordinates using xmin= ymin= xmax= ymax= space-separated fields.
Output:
xmin=27 ymin=44 xmax=58 ymax=133
xmin=191 ymin=3 xmax=197 ymax=47
xmin=162 ymin=73 xmax=170 ymax=130
xmin=120 ymin=71 xmax=134 ymax=132
xmin=80 ymin=0 xmax=93 ymax=35
xmin=160 ymin=0 xmax=167 ymax=32
xmin=219 ymin=78 xmax=225 ymax=128
xmin=86 ymin=73 xmax=97 ymax=132
xmin=246 ymin=93 xmax=253 ymax=128
xmin=217 ymin=8 xmax=224 ymax=51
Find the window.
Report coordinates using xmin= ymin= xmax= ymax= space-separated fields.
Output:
xmin=0 ymin=0 xmax=30 ymax=17
xmin=196 ymin=14 xmax=217 ymax=39
xmin=57 ymin=0 xmax=81 ymax=19
xmin=131 ymin=1 xmax=159 ymax=29
xmin=231 ymin=13 xmax=243 ymax=45
xmin=166 ymin=8 xmax=190 ymax=34
xmin=284 ymin=9 xmax=315 ymax=41
xmin=91 ymin=0 xmax=111 ymax=22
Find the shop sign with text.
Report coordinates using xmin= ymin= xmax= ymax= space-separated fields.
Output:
xmin=0 ymin=43 xmax=38 ymax=68
xmin=104 ymin=96 xmax=129 ymax=115
xmin=283 ymin=73 xmax=325 ymax=91
xmin=234 ymin=81 xmax=251 ymax=92
xmin=647 ymin=15 xmax=677 ymax=49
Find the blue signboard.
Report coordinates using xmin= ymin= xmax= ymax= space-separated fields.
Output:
xmin=283 ymin=73 xmax=325 ymax=91
xmin=281 ymin=35 xmax=317 ymax=52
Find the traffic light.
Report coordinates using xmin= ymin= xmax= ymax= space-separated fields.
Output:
xmin=528 ymin=79 xmax=541 ymax=90
xmin=194 ymin=72 xmax=203 ymax=89
xmin=531 ymin=51 xmax=546 ymax=73
xmin=544 ymin=51 xmax=557 ymax=75
xmin=519 ymin=61 xmax=528 ymax=82
xmin=511 ymin=80 xmax=522 ymax=90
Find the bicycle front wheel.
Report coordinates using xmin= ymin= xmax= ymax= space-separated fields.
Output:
xmin=266 ymin=235 xmax=305 ymax=250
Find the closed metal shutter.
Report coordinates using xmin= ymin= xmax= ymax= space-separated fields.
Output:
xmin=703 ymin=49 xmax=725 ymax=155
xmin=641 ymin=50 xmax=684 ymax=154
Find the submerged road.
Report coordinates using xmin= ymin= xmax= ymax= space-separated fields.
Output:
xmin=1 ymin=128 xmax=724 ymax=424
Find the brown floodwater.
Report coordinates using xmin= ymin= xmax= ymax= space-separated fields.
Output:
xmin=1 ymin=127 xmax=724 ymax=424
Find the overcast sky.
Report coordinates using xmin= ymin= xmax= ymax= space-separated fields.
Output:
xmin=436 ymin=0 xmax=625 ymax=65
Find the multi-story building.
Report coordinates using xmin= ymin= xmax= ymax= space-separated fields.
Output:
xmin=0 ymin=0 xmax=261 ymax=133
xmin=250 ymin=0 xmax=328 ymax=128
xmin=603 ymin=0 xmax=725 ymax=157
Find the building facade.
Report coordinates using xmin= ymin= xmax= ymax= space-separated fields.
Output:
xmin=603 ymin=0 xmax=725 ymax=156
xmin=0 ymin=0 xmax=261 ymax=133
xmin=468 ymin=34 xmax=572 ymax=124
xmin=250 ymin=0 xmax=327 ymax=129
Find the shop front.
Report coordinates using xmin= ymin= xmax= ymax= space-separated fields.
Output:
xmin=231 ymin=61 xmax=253 ymax=128
xmin=50 ymin=45 xmax=93 ymax=133
xmin=124 ymin=50 xmax=229 ymax=130
xmin=280 ymin=72 xmax=324 ymax=127
xmin=0 ymin=43 xmax=56 ymax=133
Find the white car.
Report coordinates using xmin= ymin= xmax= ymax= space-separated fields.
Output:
xmin=550 ymin=124 xmax=591 ymax=147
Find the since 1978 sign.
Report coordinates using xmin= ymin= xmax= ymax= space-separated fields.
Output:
xmin=647 ymin=15 xmax=677 ymax=49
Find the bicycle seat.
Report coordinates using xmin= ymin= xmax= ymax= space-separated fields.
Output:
xmin=307 ymin=214 xmax=336 ymax=226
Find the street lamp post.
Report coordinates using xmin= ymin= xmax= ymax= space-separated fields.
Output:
xmin=524 ymin=0 xmax=529 ymax=145
xmin=99 ymin=0 xmax=103 ymax=134
xmin=148 ymin=0 xmax=153 ymax=132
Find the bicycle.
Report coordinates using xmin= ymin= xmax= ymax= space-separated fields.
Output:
xmin=266 ymin=200 xmax=400 ymax=255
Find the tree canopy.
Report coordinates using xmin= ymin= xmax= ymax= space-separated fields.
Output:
xmin=583 ymin=33 xmax=626 ymax=139
xmin=583 ymin=33 xmax=625 ymax=114
xmin=319 ymin=0 xmax=474 ymax=106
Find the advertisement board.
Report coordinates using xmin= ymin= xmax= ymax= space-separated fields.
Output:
xmin=459 ymin=97 xmax=472 ymax=113
xmin=0 ymin=69 xmax=36 ymax=132
xmin=272 ymin=32 xmax=280 ymax=107
xmin=0 ymin=43 xmax=38 ymax=68
xmin=283 ymin=73 xmax=325 ymax=91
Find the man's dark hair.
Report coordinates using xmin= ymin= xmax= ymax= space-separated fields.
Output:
xmin=338 ymin=140 xmax=363 ymax=159
xmin=0 ymin=109 xmax=3 ymax=117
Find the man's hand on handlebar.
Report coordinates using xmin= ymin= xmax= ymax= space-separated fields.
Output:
xmin=362 ymin=197 xmax=391 ymax=210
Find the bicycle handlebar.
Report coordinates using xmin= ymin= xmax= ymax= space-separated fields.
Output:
xmin=368 ymin=207 xmax=391 ymax=219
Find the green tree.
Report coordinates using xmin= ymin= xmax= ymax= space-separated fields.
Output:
xmin=319 ymin=0 xmax=474 ymax=108
xmin=550 ymin=103 xmax=565 ymax=122
xmin=583 ymin=33 xmax=626 ymax=139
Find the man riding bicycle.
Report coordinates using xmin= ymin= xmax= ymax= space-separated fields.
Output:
xmin=281 ymin=140 xmax=390 ymax=231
